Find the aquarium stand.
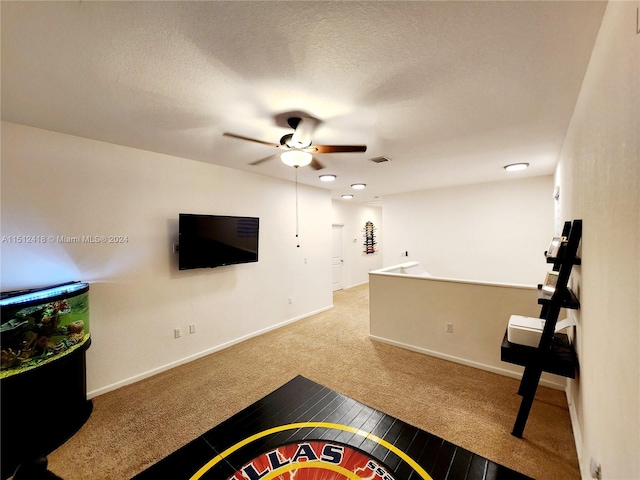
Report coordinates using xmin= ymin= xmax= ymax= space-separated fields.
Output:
xmin=1 ymin=340 xmax=92 ymax=479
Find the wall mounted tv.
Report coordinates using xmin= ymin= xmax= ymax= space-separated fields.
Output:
xmin=178 ymin=214 xmax=259 ymax=270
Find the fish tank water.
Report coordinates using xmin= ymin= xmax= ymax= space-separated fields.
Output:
xmin=1 ymin=281 xmax=90 ymax=378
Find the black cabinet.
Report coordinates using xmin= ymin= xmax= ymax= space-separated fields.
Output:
xmin=1 ymin=340 xmax=92 ymax=478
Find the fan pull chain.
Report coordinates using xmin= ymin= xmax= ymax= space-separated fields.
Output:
xmin=295 ymin=167 xmax=300 ymax=247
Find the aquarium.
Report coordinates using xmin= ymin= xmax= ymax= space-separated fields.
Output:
xmin=1 ymin=281 xmax=90 ymax=378
xmin=1 ymin=281 xmax=92 ymax=477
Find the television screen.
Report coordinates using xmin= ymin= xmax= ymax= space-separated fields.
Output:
xmin=178 ymin=214 xmax=259 ymax=270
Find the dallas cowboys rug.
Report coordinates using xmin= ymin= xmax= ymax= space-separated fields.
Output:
xmin=133 ymin=375 xmax=531 ymax=480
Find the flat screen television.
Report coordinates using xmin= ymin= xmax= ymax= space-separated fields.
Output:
xmin=178 ymin=214 xmax=259 ymax=270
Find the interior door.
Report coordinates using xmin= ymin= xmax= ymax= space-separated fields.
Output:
xmin=332 ymin=225 xmax=344 ymax=291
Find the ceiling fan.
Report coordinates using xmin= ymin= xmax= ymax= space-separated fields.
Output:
xmin=223 ymin=116 xmax=367 ymax=170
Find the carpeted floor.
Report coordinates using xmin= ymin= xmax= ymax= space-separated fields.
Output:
xmin=46 ymin=284 xmax=579 ymax=479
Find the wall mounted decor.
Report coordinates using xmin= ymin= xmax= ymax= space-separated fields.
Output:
xmin=362 ymin=221 xmax=377 ymax=254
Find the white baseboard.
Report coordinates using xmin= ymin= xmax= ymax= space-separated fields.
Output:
xmin=369 ymin=334 xmax=566 ymax=390
xmin=88 ymin=305 xmax=333 ymax=398
xmin=343 ymin=281 xmax=369 ymax=290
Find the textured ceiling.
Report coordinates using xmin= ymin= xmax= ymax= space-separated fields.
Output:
xmin=1 ymin=1 xmax=606 ymax=204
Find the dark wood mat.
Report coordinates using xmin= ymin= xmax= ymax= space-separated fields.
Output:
xmin=133 ymin=375 xmax=532 ymax=480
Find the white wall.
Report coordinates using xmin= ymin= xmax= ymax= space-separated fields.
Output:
xmin=555 ymin=2 xmax=639 ymax=479
xmin=382 ymin=176 xmax=555 ymax=285
xmin=0 ymin=122 xmax=334 ymax=397
xmin=331 ymin=200 xmax=383 ymax=289
xmin=369 ymin=273 xmax=566 ymax=389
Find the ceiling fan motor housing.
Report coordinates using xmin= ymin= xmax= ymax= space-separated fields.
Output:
xmin=280 ymin=133 xmax=294 ymax=147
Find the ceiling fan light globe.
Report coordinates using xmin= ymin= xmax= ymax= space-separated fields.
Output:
xmin=281 ymin=150 xmax=313 ymax=168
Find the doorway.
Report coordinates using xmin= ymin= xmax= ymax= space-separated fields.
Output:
xmin=332 ymin=224 xmax=344 ymax=291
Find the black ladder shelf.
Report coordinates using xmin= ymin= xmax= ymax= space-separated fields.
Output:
xmin=501 ymin=219 xmax=582 ymax=438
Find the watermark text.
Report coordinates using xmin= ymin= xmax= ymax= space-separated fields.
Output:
xmin=2 ymin=235 xmax=129 ymax=244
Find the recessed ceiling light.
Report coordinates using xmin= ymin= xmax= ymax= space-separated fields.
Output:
xmin=341 ymin=194 xmax=354 ymax=199
xmin=351 ymin=183 xmax=366 ymax=190
xmin=504 ymin=163 xmax=529 ymax=172
xmin=319 ymin=174 xmax=336 ymax=182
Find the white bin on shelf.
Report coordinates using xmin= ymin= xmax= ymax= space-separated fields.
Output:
xmin=507 ymin=315 xmax=545 ymax=347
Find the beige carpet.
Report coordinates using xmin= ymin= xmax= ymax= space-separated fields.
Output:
xmin=47 ymin=284 xmax=579 ymax=479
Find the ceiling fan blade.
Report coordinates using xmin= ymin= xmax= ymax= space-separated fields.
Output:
xmin=249 ymin=153 xmax=280 ymax=166
xmin=310 ymin=157 xmax=325 ymax=170
xmin=312 ymin=144 xmax=367 ymax=154
xmin=223 ymin=132 xmax=280 ymax=148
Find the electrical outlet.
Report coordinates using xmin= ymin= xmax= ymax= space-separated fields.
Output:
xmin=189 ymin=324 xmax=196 ymax=334
xmin=288 ymin=297 xmax=293 ymax=304
xmin=446 ymin=323 xmax=454 ymax=333
xmin=174 ymin=328 xmax=182 ymax=339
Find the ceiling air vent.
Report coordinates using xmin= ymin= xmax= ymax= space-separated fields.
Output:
xmin=369 ymin=156 xmax=391 ymax=164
